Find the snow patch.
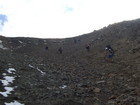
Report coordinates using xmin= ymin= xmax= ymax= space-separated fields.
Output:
xmin=5 ymin=100 xmax=24 ymax=105
xmin=28 ymin=64 xmax=35 ymax=69
xmin=2 ymin=73 xmax=6 ymax=76
xmin=0 ymin=40 xmax=8 ymax=49
xmin=1 ymin=76 xmax=15 ymax=86
xmin=0 ymin=40 xmax=2 ymax=43
xmin=0 ymin=44 xmax=8 ymax=49
xmin=7 ymin=68 xmax=16 ymax=74
xmin=0 ymin=67 xmax=25 ymax=104
xmin=37 ymin=67 xmax=46 ymax=75
xmin=28 ymin=64 xmax=46 ymax=75
xmin=0 ymin=87 xmax=14 ymax=97
xmin=18 ymin=40 xmax=23 ymax=44
xmin=59 ymin=85 xmax=67 ymax=89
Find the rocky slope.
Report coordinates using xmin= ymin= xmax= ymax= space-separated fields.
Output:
xmin=0 ymin=18 xmax=140 ymax=105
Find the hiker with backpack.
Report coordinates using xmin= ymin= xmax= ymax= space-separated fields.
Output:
xmin=45 ymin=45 xmax=48 ymax=50
xmin=58 ymin=47 xmax=62 ymax=54
xmin=74 ymin=39 xmax=77 ymax=44
xmin=105 ymin=45 xmax=114 ymax=61
xmin=85 ymin=44 xmax=90 ymax=52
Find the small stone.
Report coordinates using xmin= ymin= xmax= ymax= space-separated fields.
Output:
xmin=107 ymin=100 xmax=116 ymax=104
xmin=94 ymin=88 xmax=101 ymax=93
xmin=137 ymin=96 xmax=140 ymax=102
xmin=94 ymin=103 xmax=100 ymax=105
xmin=108 ymin=95 xmax=116 ymax=100
xmin=96 ymin=80 xmax=105 ymax=84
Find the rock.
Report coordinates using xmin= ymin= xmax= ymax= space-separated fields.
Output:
xmin=122 ymin=96 xmax=136 ymax=102
xmin=108 ymin=95 xmax=117 ymax=100
xmin=94 ymin=88 xmax=101 ymax=93
xmin=123 ymin=86 xmax=137 ymax=93
xmin=108 ymin=73 xmax=116 ymax=78
xmin=96 ymin=80 xmax=105 ymax=84
xmin=107 ymin=100 xmax=116 ymax=105
xmin=137 ymin=96 xmax=140 ymax=102
xmin=94 ymin=103 xmax=100 ymax=105
xmin=14 ymin=92 xmax=21 ymax=97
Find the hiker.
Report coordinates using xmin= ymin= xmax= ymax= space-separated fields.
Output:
xmin=85 ymin=44 xmax=90 ymax=52
xmin=45 ymin=46 xmax=48 ymax=50
xmin=74 ymin=39 xmax=77 ymax=44
xmin=58 ymin=47 xmax=62 ymax=54
xmin=105 ymin=45 xmax=114 ymax=61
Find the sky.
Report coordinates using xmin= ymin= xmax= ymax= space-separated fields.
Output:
xmin=0 ymin=0 xmax=140 ymax=38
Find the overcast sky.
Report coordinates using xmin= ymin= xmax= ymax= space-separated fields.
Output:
xmin=0 ymin=0 xmax=140 ymax=38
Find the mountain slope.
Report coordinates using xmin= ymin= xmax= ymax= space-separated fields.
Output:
xmin=0 ymin=18 xmax=140 ymax=105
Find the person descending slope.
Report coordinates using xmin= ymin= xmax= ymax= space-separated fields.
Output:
xmin=58 ymin=47 xmax=62 ymax=54
xmin=45 ymin=45 xmax=48 ymax=50
xmin=105 ymin=45 xmax=114 ymax=61
xmin=85 ymin=44 xmax=90 ymax=52
xmin=74 ymin=39 xmax=77 ymax=44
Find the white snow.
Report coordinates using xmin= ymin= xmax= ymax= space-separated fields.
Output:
xmin=28 ymin=64 xmax=35 ymax=69
xmin=5 ymin=100 xmax=24 ymax=105
xmin=0 ymin=40 xmax=8 ymax=49
xmin=59 ymin=85 xmax=67 ymax=89
xmin=0 ymin=44 xmax=8 ymax=49
xmin=0 ymin=40 xmax=2 ymax=43
xmin=0 ymin=68 xmax=16 ymax=86
xmin=18 ymin=40 xmax=23 ymax=44
xmin=0 ymin=67 xmax=25 ymax=105
xmin=37 ymin=67 xmax=46 ymax=75
xmin=2 ymin=73 xmax=7 ymax=76
xmin=0 ymin=75 xmax=15 ymax=97
xmin=0 ymin=87 xmax=14 ymax=97
xmin=0 ymin=68 xmax=24 ymax=105
xmin=7 ymin=68 xmax=16 ymax=74
xmin=28 ymin=64 xmax=46 ymax=75
xmin=1 ymin=76 xmax=15 ymax=86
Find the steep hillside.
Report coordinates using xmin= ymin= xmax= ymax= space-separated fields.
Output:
xmin=0 ymin=18 xmax=140 ymax=105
